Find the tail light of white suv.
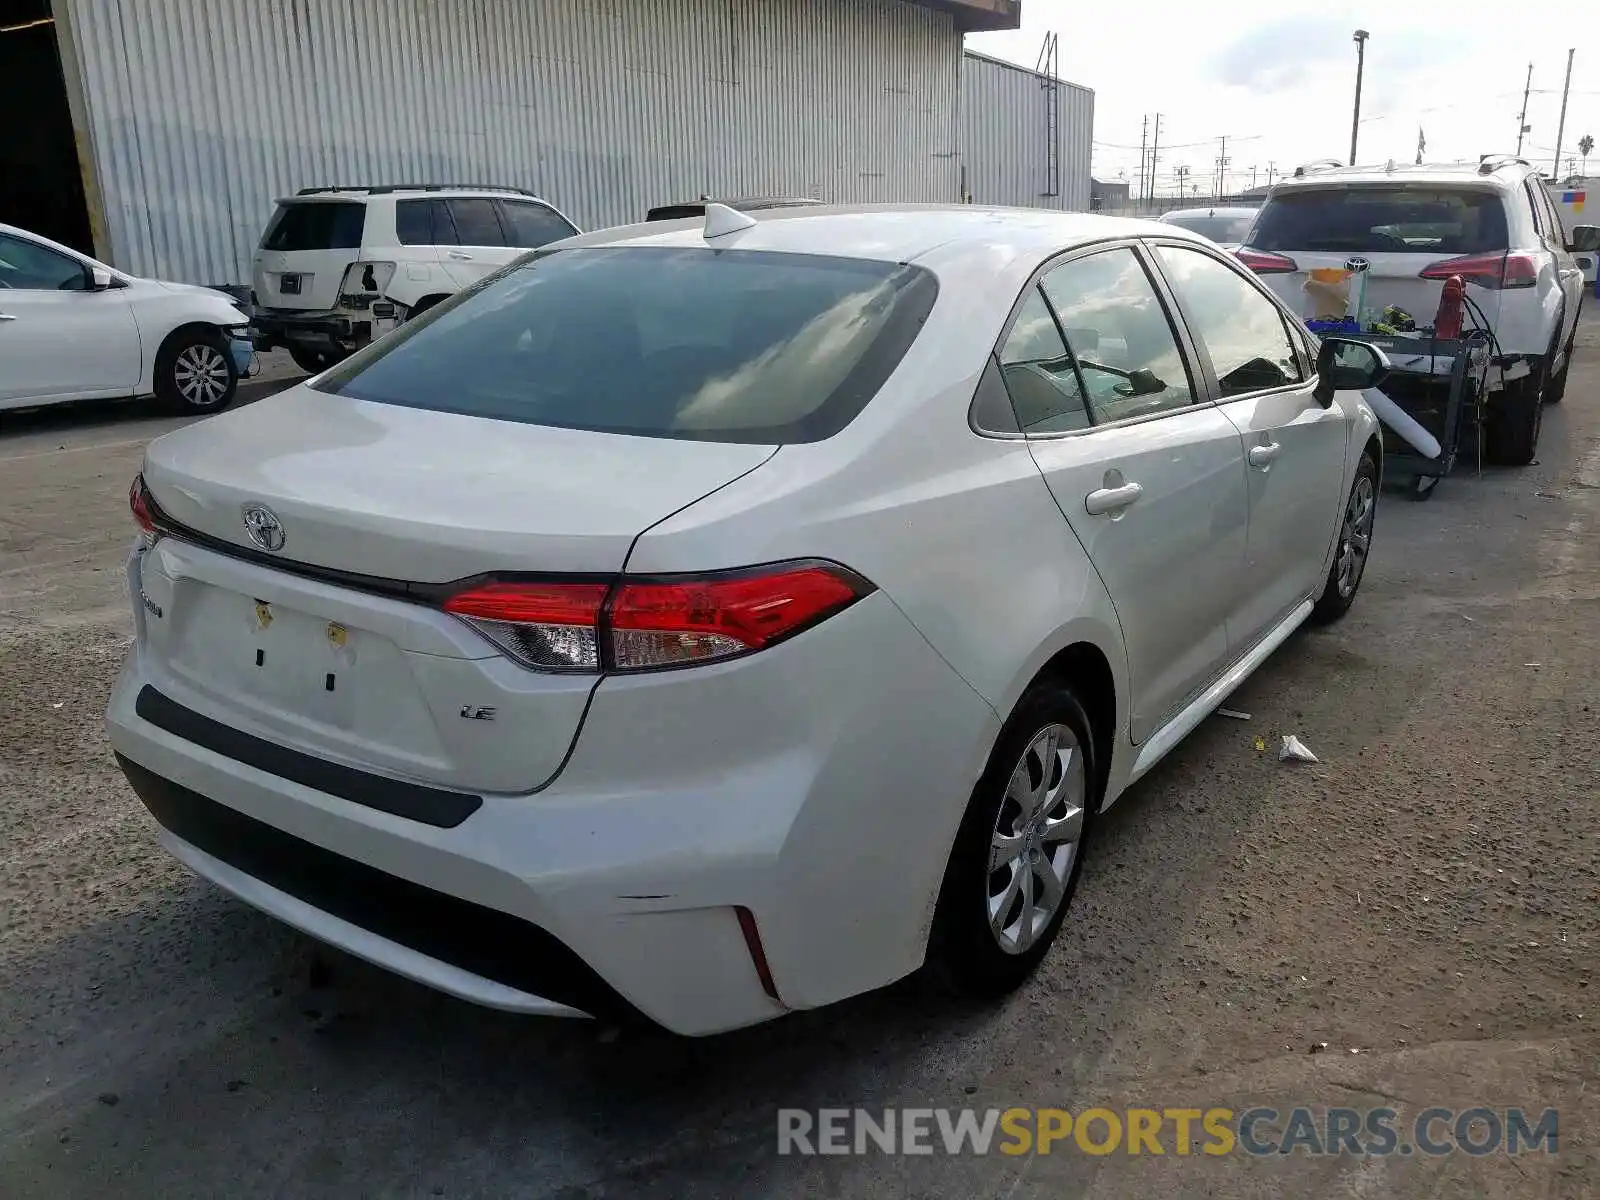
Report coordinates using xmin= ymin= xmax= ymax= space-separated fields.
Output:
xmin=1418 ymin=252 xmax=1538 ymax=289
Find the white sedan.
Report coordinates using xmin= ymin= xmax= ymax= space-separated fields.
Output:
xmin=106 ymin=204 xmax=1386 ymax=1035
xmin=0 ymin=223 xmax=252 ymax=414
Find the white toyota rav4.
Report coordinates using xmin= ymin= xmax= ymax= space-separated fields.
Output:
xmin=250 ymin=185 xmax=580 ymax=372
xmin=1238 ymin=156 xmax=1596 ymax=464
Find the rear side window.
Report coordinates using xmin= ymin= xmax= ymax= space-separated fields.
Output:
xmin=313 ymin=247 xmax=939 ymax=443
xmin=396 ymin=199 xmax=458 ymax=246
xmin=447 ymin=199 xmax=506 ymax=246
xmin=1250 ymin=187 xmax=1508 ymax=254
xmin=500 ymin=201 xmax=578 ymax=248
xmin=261 ymin=201 xmax=365 ymax=251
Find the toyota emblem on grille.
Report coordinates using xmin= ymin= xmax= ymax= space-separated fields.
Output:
xmin=241 ymin=503 xmax=286 ymax=552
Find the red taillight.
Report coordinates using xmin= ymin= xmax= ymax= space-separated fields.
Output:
xmin=129 ymin=474 xmax=156 ymax=535
xmin=442 ymin=581 xmax=608 ymax=671
xmin=608 ymin=564 xmax=866 ymax=670
xmin=1419 ymin=252 xmax=1537 ymax=289
xmin=439 ymin=561 xmax=870 ymax=674
xmin=1234 ymin=247 xmax=1299 ymax=274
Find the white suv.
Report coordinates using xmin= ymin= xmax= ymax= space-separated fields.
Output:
xmin=250 ymin=186 xmax=580 ymax=372
xmin=1238 ymin=156 xmax=1596 ymax=464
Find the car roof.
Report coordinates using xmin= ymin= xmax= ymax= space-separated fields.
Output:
xmin=560 ymin=203 xmax=1207 ymax=266
xmin=280 ymin=185 xmax=549 ymax=203
xmin=1269 ymin=161 xmax=1533 ymax=192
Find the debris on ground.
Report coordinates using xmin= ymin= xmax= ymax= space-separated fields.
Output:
xmin=1216 ymin=707 xmax=1251 ymax=720
xmin=1308 ymin=1042 xmax=1328 ymax=1054
xmin=1279 ymin=735 xmax=1319 ymax=763
xmin=1253 ymin=736 xmax=1267 ymax=752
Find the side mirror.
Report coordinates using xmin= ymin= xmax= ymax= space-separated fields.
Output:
xmin=1568 ymin=225 xmax=1599 ymax=253
xmin=1313 ymin=336 xmax=1389 ymax=406
xmin=88 ymin=266 xmax=114 ymax=291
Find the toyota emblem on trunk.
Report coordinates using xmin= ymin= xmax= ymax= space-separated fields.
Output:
xmin=241 ymin=503 xmax=286 ymax=552
xmin=1344 ymin=256 xmax=1371 ymax=272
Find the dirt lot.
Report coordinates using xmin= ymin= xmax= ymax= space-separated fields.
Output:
xmin=3 ymin=319 xmax=1599 ymax=1197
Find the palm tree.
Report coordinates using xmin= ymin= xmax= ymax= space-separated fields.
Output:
xmin=1579 ymin=134 xmax=1594 ymax=176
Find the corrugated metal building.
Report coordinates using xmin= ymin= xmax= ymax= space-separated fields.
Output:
xmin=959 ymin=49 xmax=1092 ymax=212
xmin=14 ymin=0 xmax=1094 ymax=289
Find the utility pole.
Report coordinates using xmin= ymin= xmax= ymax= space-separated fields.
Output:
xmin=1149 ymin=114 xmax=1162 ymax=208
xmin=1175 ymin=164 xmax=1190 ymax=202
xmin=1138 ymin=115 xmax=1148 ymax=211
xmin=1349 ymin=30 xmax=1370 ymax=166
xmin=1553 ymin=48 xmax=1576 ymax=178
xmin=1267 ymin=160 xmax=1277 ymax=187
xmin=1214 ymin=135 xmax=1230 ymax=201
xmin=1250 ymin=164 xmax=1258 ymax=189
xmin=1515 ymin=62 xmax=1533 ymax=155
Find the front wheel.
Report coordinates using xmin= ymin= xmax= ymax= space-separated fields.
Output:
xmin=1311 ymin=450 xmax=1378 ymax=624
xmin=288 ymin=345 xmax=343 ymax=374
xmin=929 ymin=682 xmax=1098 ymax=999
xmin=154 ymin=329 xmax=238 ymax=414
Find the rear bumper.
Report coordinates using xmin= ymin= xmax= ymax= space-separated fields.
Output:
xmin=250 ymin=309 xmax=372 ymax=354
xmin=105 ymin=578 xmax=999 ymax=1036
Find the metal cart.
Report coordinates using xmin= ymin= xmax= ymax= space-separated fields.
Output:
xmin=1330 ymin=329 xmax=1492 ymax=501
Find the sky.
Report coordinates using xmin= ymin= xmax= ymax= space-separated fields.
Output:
xmin=967 ymin=0 xmax=1600 ymax=197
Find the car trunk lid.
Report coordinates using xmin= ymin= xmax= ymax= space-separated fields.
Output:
xmin=252 ymin=199 xmax=367 ymax=311
xmin=135 ymin=388 xmax=775 ymax=794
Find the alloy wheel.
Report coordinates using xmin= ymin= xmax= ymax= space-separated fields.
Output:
xmin=1336 ymin=475 xmax=1375 ymax=598
xmin=173 ymin=343 xmax=231 ymax=408
xmin=987 ymin=722 xmax=1086 ymax=955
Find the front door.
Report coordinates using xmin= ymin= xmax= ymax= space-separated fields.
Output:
xmin=1150 ymin=241 xmax=1348 ymax=645
xmin=1000 ymin=244 xmax=1250 ymax=743
xmin=0 ymin=233 xmax=140 ymax=404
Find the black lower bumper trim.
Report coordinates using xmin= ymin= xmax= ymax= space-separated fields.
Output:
xmin=135 ymin=686 xmax=482 ymax=829
xmin=115 ymin=753 xmax=634 ymax=1020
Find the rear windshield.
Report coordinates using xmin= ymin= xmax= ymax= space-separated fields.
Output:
xmin=1162 ymin=212 xmax=1254 ymax=242
xmin=260 ymin=201 xmax=366 ymax=251
xmin=313 ymin=247 xmax=939 ymax=443
xmin=1249 ymin=187 xmax=1508 ymax=254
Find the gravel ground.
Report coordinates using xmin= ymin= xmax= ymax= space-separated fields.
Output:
xmin=2 ymin=321 xmax=1598 ymax=1197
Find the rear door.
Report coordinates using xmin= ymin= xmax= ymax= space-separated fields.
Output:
xmin=440 ymin=197 xmax=513 ymax=287
xmin=1528 ymin=181 xmax=1583 ymax=352
xmin=1246 ymin=184 xmax=1511 ymax=331
xmin=498 ymin=199 xmax=580 ymax=251
xmin=1003 ymin=243 xmax=1250 ymax=743
xmin=1151 ymin=240 xmax=1347 ymax=646
xmin=252 ymin=199 xmax=366 ymax=311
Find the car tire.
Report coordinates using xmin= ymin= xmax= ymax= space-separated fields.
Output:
xmin=1311 ymin=450 xmax=1378 ymax=624
xmin=1546 ymin=302 xmax=1580 ymax=404
xmin=154 ymin=327 xmax=238 ymax=414
xmin=1482 ymin=362 xmax=1546 ymax=466
xmin=407 ymin=294 xmax=450 ymax=320
xmin=288 ymin=346 xmax=343 ymax=374
xmin=928 ymin=680 xmax=1099 ymax=1000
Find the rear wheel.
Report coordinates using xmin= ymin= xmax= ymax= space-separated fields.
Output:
xmin=154 ymin=328 xmax=237 ymax=414
xmin=1483 ymin=361 xmax=1546 ymax=466
xmin=929 ymin=681 xmax=1098 ymax=999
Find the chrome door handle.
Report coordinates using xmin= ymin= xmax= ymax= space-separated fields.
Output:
xmin=0 ymin=313 xmax=16 ymax=321
xmin=1084 ymin=481 xmax=1143 ymax=515
xmin=1248 ymin=442 xmax=1282 ymax=469
xmin=447 ymin=251 xmax=473 ymax=260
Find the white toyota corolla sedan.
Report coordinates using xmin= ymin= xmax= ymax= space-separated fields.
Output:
xmin=107 ymin=204 xmax=1386 ymax=1036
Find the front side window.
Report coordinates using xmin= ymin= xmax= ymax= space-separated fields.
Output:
xmin=1156 ymin=245 xmax=1303 ymax=397
xmin=313 ymin=247 xmax=939 ymax=444
xmin=1039 ymin=248 xmax=1195 ymax=424
xmin=996 ymin=289 xmax=1089 ymax=433
xmin=448 ymin=199 xmax=506 ymax=246
xmin=0 ymin=233 xmax=86 ymax=290
xmin=500 ymin=201 xmax=578 ymax=249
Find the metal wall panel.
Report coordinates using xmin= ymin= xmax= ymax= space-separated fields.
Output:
xmin=58 ymin=0 xmax=963 ymax=285
xmin=959 ymin=49 xmax=1092 ymax=213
